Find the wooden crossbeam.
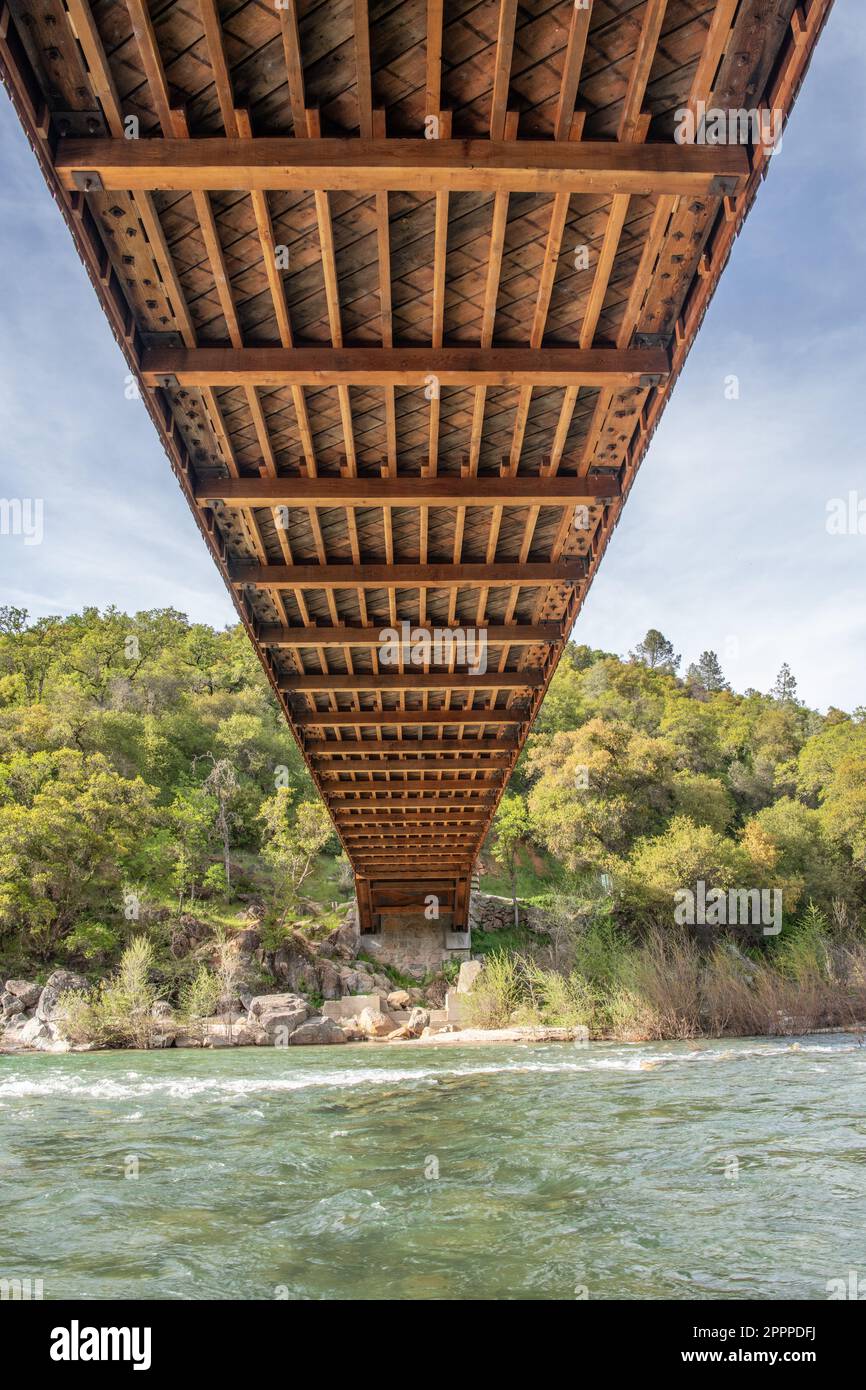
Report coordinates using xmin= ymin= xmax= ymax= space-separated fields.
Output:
xmin=231 ymin=561 xmax=585 ymax=588
xmin=296 ymin=710 xmax=525 ymax=727
xmin=58 ymin=138 xmax=747 ymax=195
xmin=327 ymin=782 xmax=498 ymax=793
xmin=305 ymin=739 xmax=516 ymax=754
xmin=259 ymin=623 xmax=560 ymax=647
xmin=144 ymin=346 xmax=666 ymax=389
xmin=197 ymin=475 xmax=619 ymax=507
xmin=279 ymin=671 xmax=543 ymax=692
xmin=313 ymin=756 xmax=511 ymax=770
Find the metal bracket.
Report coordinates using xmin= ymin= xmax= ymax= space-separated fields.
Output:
xmin=54 ymin=109 xmax=107 ymax=138
xmin=632 ymin=332 xmax=669 ymax=350
xmin=709 ymin=175 xmax=741 ymax=198
xmin=639 ymin=373 xmax=665 ymax=388
xmin=70 ymin=169 xmax=103 ymax=193
xmin=141 ymin=330 xmax=183 ymax=350
xmin=155 ymin=373 xmax=179 ymax=389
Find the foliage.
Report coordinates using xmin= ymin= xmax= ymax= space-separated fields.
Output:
xmin=60 ymin=938 xmax=161 ymax=1048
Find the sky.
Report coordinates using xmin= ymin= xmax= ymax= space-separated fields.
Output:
xmin=0 ymin=4 xmax=864 ymax=713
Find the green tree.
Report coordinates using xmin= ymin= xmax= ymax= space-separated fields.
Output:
xmin=629 ymin=628 xmax=680 ymax=674
xmin=686 ymin=650 xmax=729 ymax=693
xmin=0 ymin=750 xmax=156 ymax=957
xmin=490 ymin=794 xmax=533 ymax=929
xmin=259 ymin=790 xmax=333 ymax=919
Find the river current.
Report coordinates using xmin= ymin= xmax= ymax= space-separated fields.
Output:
xmin=2 ymin=1035 xmax=864 ymax=1300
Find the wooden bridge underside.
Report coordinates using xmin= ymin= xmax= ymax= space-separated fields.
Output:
xmin=0 ymin=0 xmax=831 ymax=929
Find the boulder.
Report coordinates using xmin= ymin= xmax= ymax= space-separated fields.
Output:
xmin=5 ymin=980 xmax=41 ymax=1010
xmin=270 ymin=938 xmax=320 ymax=994
xmin=151 ymin=1000 xmax=174 ymax=1019
xmin=456 ymin=960 xmax=483 ymax=994
xmin=357 ymin=1006 xmax=393 ymax=1038
xmin=325 ymin=917 xmax=359 ymax=959
xmin=248 ymin=993 xmax=309 ymax=1042
xmin=1 ymin=995 xmax=24 ymax=1020
xmin=201 ymin=1017 xmax=267 ymax=1047
xmin=289 ymin=1016 xmax=347 ymax=1046
xmin=407 ymin=1006 xmax=430 ymax=1036
xmin=17 ymin=1016 xmax=54 ymax=1047
xmin=232 ymin=927 xmax=261 ymax=956
xmin=317 ymin=958 xmax=342 ymax=1000
xmin=387 ymin=989 xmax=412 ymax=1011
xmin=35 ymin=970 xmax=89 ymax=1022
xmin=339 ymin=965 xmax=375 ymax=996
xmin=248 ymin=991 xmax=308 ymax=1020
xmin=337 ymin=1018 xmax=367 ymax=1042
xmin=386 ymin=1024 xmax=413 ymax=1041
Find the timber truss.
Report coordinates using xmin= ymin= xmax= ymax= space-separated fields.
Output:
xmin=0 ymin=0 xmax=832 ymax=931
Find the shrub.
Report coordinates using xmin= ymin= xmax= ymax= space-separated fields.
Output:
xmin=59 ymin=937 xmax=161 ymax=1048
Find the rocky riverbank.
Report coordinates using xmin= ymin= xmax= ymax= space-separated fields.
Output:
xmin=0 ymin=908 xmax=492 ymax=1053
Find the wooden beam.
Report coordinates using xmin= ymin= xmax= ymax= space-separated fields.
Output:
xmin=295 ymin=709 xmax=526 ymax=726
xmin=57 ymin=138 xmax=748 ymax=196
xmin=259 ymin=623 xmax=560 ymax=647
xmin=230 ymin=561 xmax=586 ymax=588
xmin=143 ymin=346 xmax=667 ymax=390
xmin=305 ymin=739 xmax=516 ymax=754
xmin=198 ymin=475 xmax=619 ymax=508
xmin=280 ymin=671 xmax=543 ymax=691
xmin=313 ymin=757 xmax=512 ymax=771
xmin=327 ymin=782 xmax=498 ymax=794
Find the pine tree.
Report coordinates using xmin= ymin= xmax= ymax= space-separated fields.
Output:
xmin=629 ymin=628 xmax=680 ymax=673
xmin=686 ymin=650 xmax=729 ymax=692
xmin=771 ymin=662 xmax=798 ymax=703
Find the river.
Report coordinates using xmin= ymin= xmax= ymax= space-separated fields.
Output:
xmin=2 ymin=1035 xmax=864 ymax=1300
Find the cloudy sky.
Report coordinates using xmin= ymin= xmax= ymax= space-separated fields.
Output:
xmin=0 ymin=5 xmax=863 ymax=712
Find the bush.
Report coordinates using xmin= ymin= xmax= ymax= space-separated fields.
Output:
xmin=60 ymin=937 xmax=161 ymax=1048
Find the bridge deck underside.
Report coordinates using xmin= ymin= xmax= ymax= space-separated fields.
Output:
xmin=0 ymin=0 xmax=831 ymax=927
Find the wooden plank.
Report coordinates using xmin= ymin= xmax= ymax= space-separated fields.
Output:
xmin=198 ymin=476 xmax=619 ymax=507
xmin=295 ymin=709 xmax=526 ymax=726
xmin=57 ymin=139 xmax=748 ymax=196
xmin=230 ymin=561 xmax=586 ymax=588
xmin=305 ymin=739 xmax=516 ymax=754
xmin=259 ymin=623 xmax=560 ymax=647
xmin=313 ymin=756 xmax=512 ymax=770
xmin=143 ymin=346 xmax=668 ymax=389
xmin=280 ymin=671 xmax=543 ymax=691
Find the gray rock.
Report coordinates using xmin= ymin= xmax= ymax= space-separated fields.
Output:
xmin=151 ymin=1000 xmax=174 ymax=1018
xmin=456 ymin=960 xmax=484 ymax=994
xmin=288 ymin=1016 xmax=347 ymax=1046
xmin=248 ymin=992 xmax=308 ymax=1020
xmin=408 ymin=1006 xmax=430 ymax=1036
xmin=35 ymin=970 xmax=89 ymax=1022
xmin=2 ymin=997 xmax=24 ymax=1020
xmin=5 ymin=980 xmax=42 ymax=1009
xmin=317 ymin=957 xmax=342 ymax=1000
xmin=387 ymin=989 xmax=412 ymax=1010
xmin=17 ymin=1016 xmax=54 ymax=1047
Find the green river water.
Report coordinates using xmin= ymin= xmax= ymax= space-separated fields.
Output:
xmin=1 ymin=1034 xmax=865 ymax=1300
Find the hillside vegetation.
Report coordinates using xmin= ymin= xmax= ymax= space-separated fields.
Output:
xmin=1 ymin=607 xmax=865 ymax=1037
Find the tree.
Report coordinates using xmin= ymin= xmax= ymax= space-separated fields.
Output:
xmin=0 ymin=750 xmax=156 ymax=957
xmin=629 ymin=628 xmax=680 ymax=674
xmin=196 ymin=753 xmax=239 ymax=891
xmin=259 ymin=789 xmax=333 ymax=919
xmin=490 ymin=794 xmax=532 ymax=929
xmin=772 ymin=662 xmax=799 ymax=704
xmin=686 ymin=650 xmax=729 ymax=693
